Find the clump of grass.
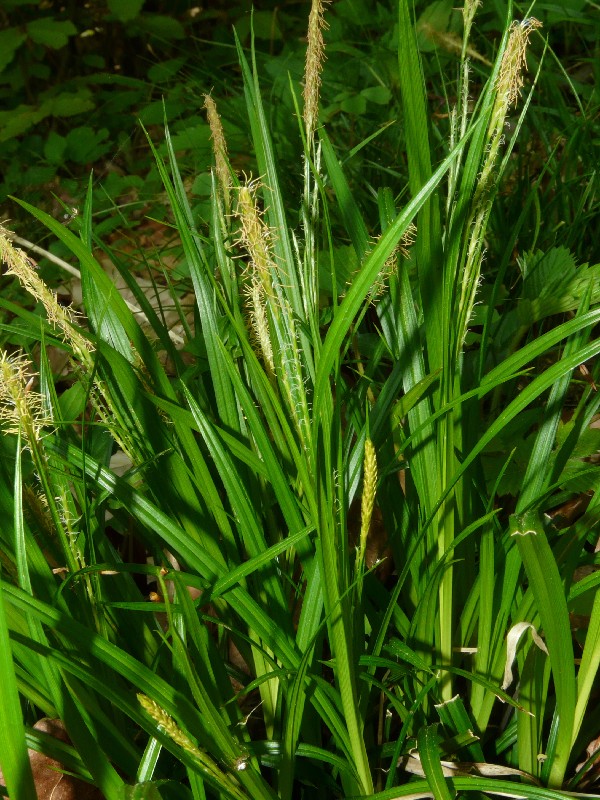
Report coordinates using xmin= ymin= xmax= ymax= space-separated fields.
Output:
xmin=0 ymin=3 xmax=599 ymax=800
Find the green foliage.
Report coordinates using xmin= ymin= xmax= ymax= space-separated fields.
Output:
xmin=0 ymin=1 xmax=599 ymax=799
xmin=0 ymin=1 xmax=200 ymax=213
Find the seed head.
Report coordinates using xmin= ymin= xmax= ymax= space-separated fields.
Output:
xmin=204 ymin=94 xmax=231 ymax=211
xmin=496 ymin=18 xmax=542 ymax=114
xmin=138 ymin=694 xmax=203 ymax=758
xmin=245 ymin=276 xmax=275 ymax=375
xmin=235 ymin=180 xmax=277 ymax=301
xmin=0 ymin=225 xmax=92 ymax=363
xmin=303 ymin=0 xmax=330 ymax=140
xmin=0 ymin=352 xmax=51 ymax=445
xmin=360 ymin=438 xmax=377 ymax=549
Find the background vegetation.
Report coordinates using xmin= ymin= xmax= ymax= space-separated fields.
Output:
xmin=0 ymin=0 xmax=599 ymax=799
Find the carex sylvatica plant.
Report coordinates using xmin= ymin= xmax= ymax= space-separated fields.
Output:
xmin=1 ymin=1 xmax=600 ymax=798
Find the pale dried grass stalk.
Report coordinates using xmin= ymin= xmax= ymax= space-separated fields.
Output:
xmin=421 ymin=22 xmax=489 ymax=66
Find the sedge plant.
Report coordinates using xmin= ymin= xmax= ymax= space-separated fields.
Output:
xmin=1 ymin=1 xmax=600 ymax=799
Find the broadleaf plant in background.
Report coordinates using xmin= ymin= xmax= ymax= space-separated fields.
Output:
xmin=1 ymin=1 xmax=600 ymax=798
